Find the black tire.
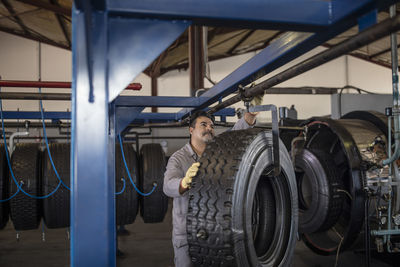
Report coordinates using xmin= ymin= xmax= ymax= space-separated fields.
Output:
xmin=115 ymin=143 xmax=139 ymax=226
xmin=187 ymin=129 xmax=298 ymax=267
xmin=140 ymin=143 xmax=168 ymax=223
xmin=294 ymin=149 xmax=344 ymax=234
xmin=0 ymin=144 xmax=9 ymax=230
xmin=10 ymin=143 xmax=41 ymax=231
xmin=42 ymin=143 xmax=70 ymax=229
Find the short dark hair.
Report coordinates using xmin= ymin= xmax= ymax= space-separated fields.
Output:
xmin=189 ymin=110 xmax=215 ymax=128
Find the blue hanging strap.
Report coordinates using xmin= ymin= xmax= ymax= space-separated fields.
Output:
xmin=39 ymin=88 xmax=71 ymax=191
xmin=115 ymin=177 xmax=126 ymax=195
xmin=118 ymin=134 xmax=156 ymax=196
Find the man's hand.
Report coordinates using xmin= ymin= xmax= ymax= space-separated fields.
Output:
xmin=245 ymin=93 xmax=264 ymax=125
xmin=181 ymin=162 xmax=200 ymax=190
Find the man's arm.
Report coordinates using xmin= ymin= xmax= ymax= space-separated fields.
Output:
xmin=163 ymin=156 xmax=185 ymax=198
xmin=231 ymin=112 xmax=258 ymax=131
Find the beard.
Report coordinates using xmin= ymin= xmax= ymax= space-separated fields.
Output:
xmin=202 ymin=131 xmax=215 ymax=143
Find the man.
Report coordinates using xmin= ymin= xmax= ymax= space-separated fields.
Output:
xmin=163 ymin=98 xmax=261 ymax=267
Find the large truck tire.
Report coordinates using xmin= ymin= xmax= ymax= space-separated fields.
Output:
xmin=43 ymin=143 xmax=70 ymax=229
xmin=140 ymin=143 xmax=168 ymax=223
xmin=0 ymin=145 xmax=9 ymax=230
xmin=187 ymin=129 xmax=298 ymax=267
xmin=294 ymin=149 xmax=344 ymax=234
xmin=10 ymin=143 xmax=41 ymax=231
xmin=116 ymin=143 xmax=139 ymax=226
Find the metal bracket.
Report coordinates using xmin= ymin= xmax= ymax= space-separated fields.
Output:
xmin=249 ymin=104 xmax=280 ymax=176
xmin=238 ymin=84 xmax=254 ymax=112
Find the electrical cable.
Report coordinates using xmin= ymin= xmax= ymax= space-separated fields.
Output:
xmin=114 ymin=178 xmax=126 ymax=195
xmin=117 ymin=134 xmax=156 ymax=196
xmin=0 ymin=88 xmax=62 ymax=199
xmin=39 ymin=87 xmax=71 ymax=191
xmin=338 ymin=85 xmax=377 ymax=117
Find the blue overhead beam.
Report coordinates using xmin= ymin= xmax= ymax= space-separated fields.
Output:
xmin=1 ymin=111 xmax=71 ymax=120
xmin=106 ymin=0 xmax=394 ymax=31
xmin=114 ymin=96 xmax=209 ymax=107
xmin=106 ymin=0 xmax=330 ymax=31
xmin=0 ymin=109 xmax=235 ymax=121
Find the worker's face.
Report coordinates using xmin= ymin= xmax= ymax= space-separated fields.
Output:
xmin=190 ymin=116 xmax=215 ymax=144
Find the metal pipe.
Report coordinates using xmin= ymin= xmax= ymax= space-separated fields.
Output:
xmin=207 ymin=14 xmax=400 ymax=115
xmin=0 ymin=80 xmax=142 ymax=90
xmin=9 ymin=130 xmax=29 ymax=154
xmin=2 ymin=122 xmax=70 ymax=128
xmin=383 ymin=6 xmax=400 ymax=166
xmin=0 ymin=92 xmax=70 ymax=100
xmin=5 ymin=136 xmax=70 ymax=140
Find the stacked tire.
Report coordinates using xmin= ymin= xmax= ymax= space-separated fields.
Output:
xmin=116 ymin=143 xmax=139 ymax=226
xmin=0 ymin=144 xmax=9 ymax=230
xmin=10 ymin=143 xmax=41 ymax=231
xmin=139 ymin=143 xmax=168 ymax=223
xmin=0 ymin=140 xmax=167 ymax=231
xmin=42 ymin=143 xmax=70 ymax=228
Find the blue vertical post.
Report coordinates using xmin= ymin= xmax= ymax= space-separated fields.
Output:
xmin=71 ymin=3 xmax=116 ymax=267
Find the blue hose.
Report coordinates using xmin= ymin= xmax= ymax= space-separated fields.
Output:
xmin=39 ymin=89 xmax=71 ymax=191
xmin=114 ymin=177 xmax=126 ymax=195
xmin=118 ymin=134 xmax=156 ymax=196
xmin=0 ymin=184 xmax=20 ymax=202
xmin=0 ymin=94 xmax=62 ymax=199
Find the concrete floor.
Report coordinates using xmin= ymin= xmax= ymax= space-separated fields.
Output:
xmin=0 ymin=201 xmax=394 ymax=267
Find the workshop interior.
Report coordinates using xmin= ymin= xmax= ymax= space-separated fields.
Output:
xmin=2 ymin=0 xmax=400 ymax=266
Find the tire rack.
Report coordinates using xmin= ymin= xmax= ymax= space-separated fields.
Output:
xmin=1 ymin=1 xmax=400 ymax=266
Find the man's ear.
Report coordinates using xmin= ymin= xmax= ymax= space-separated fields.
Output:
xmin=189 ymin=127 xmax=194 ymax=135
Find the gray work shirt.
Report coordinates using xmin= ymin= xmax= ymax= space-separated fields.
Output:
xmin=163 ymin=117 xmax=252 ymax=247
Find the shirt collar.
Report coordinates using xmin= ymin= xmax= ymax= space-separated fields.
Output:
xmin=185 ymin=142 xmax=199 ymax=161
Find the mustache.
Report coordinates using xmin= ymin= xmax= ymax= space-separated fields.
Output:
xmin=202 ymin=131 xmax=214 ymax=137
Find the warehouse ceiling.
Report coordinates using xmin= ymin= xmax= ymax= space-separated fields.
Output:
xmin=1 ymin=0 xmax=400 ymax=78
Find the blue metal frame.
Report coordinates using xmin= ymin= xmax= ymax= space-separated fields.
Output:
xmin=70 ymin=0 xmax=399 ymax=266
xmin=71 ymin=4 xmax=115 ymax=267
xmin=0 ymin=108 xmax=234 ymax=121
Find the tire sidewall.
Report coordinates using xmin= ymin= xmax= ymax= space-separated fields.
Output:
xmin=232 ymin=132 xmax=298 ymax=267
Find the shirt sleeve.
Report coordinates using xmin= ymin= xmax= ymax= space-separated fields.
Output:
xmin=163 ymin=155 xmax=184 ymax=198
xmin=231 ymin=116 xmax=254 ymax=131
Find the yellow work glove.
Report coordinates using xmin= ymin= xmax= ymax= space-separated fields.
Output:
xmin=248 ymin=93 xmax=264 ymax=116
xmin=251 ymin=93 xmax=264 ymax=107
xmin=181 ymin=162 xmax=200 ymax=189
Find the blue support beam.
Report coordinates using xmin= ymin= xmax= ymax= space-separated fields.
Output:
xmin=358 ymin=9 xmax=378 ymax=31
xmin=1 ymin=111 xmax=71 ymax=119
xmin=108 ymin=19 xmax=189 ymax=101
xmin=106 ymin=0 xmax=398 ymax=31
xmin=114 ymin=96 xmax=209 ymax=107
xmin=116 ymin=108 xmax=235 ymax=133
xmin=71 ymin=4 xmax=115 ymax=267
xmin=0 ymin=109 xmax=234 ymax=120
xmin=115 ymin=106 xmax=144 ymax=134
xmin=106 ymin=0 xmax=362 ymax=31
